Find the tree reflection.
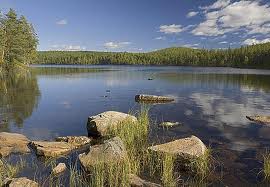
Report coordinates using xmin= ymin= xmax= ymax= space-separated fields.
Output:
xmin=0 ymin=69 xmax=40 ymax=129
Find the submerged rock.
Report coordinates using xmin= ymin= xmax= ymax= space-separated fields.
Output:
xmin=55 ymin=136 xmax=92 ymax=148
xmin=52 ymin=163 xmax=67 ymax=175
xmin=159 ymin=121 xmax=181 ymax=128
xmin=87 ymin=111 xmax=137 ymax=137
xmin=246 ymin=115 xmax=270 ymax=125
xmin=135 ymin=94 xmax=174 ymax=103
xmin=129 ymin=174 xmax=161 ymax=187
xmin=0 ymin=132 xmax=30 ymax=157
xmin=4 ymin=177 xmax=38 ymax=187
xmin=148 ymin=135 xmax=207 ymax=159
xmin=79 ymin=137 xmax=127 ymax=171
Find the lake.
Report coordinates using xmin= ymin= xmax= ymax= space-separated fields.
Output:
xmin=1 ymin=65 xmax=270 ymax=186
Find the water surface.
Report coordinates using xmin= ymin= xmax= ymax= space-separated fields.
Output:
xmin=1 ymin=65 xmax=270 ymax=186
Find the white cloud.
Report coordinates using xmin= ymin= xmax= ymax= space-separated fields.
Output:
xmin=192 ymin=1 xmax=270 ymax=36
xmin=186 ymin=11 xmax=198 ymax=18
xmin=200 ymin=0 xmax=231 ymax=10
xmin=50 ymin=44 xmax=86 ymax=51
xmin=159 ymin=24 xmax=183 ymax=34
xmin=56 ymin=19 xmax=67 ymax=25
xmin=183 ymin=43 xmax=199 ymax=49
xmin=243 ymin=38 xmax=270 ymax=45
xmin=155 ymin=36 xmax=166 ymax=40
xmin=103 ymin=41 xmax=131 ymax=49
xmin=219 ymin=41 xmax=228 ymax=44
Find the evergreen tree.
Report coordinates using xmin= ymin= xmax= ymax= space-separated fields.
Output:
xmin=0 ymin=9 xmax=38 ymax=70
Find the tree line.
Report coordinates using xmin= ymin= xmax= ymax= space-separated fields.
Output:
xmin=37 ymin=42 xmax=270 ymax=69
xmin=0 ymin=9 xmax=38 ymax=72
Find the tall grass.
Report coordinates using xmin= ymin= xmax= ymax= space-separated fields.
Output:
xmin=0 ymin=157 xmax=26 ymax=186
xmin=190 ymin=148 xmax=212 ymax=181
xmin=263 ymin=151 xmax=270 ymax=181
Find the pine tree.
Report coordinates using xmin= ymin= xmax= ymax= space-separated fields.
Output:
xmin=0 ymin=11 xmax=5 ymax=65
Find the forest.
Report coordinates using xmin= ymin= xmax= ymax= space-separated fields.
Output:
xmin=0 ymin=9 xmax=38 ymax=74
xmin=37 ymin=42 xmax=270 ymax=69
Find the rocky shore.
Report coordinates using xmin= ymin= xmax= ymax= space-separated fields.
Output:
xmin=0 ymin=110 xmax=209 ymax=186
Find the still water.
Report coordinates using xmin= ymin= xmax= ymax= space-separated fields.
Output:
xmin=1 ymin=65 xmax=270 ymax=186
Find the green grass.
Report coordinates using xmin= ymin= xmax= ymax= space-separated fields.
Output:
xmin=0 ymin=157 xmax=26 ymax=186
xmin=189 ymin=148 xmax=212 ymax=181
xmin=263 ymin=151 xmax=270 ymax=181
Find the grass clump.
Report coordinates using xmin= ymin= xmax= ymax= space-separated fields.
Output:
xmin=0 ymin=157 xmax=26 ymax=186
xmin=189 ymin=148 xmax=212 ymax=181
xmin=108 ymin=107 xmax=150 ymax=175
xmin=263 ymin=151 xmax=270 ymax=181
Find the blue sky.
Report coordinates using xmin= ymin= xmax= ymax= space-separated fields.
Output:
xmin=1 ymin=0 xmax=270 ymax=52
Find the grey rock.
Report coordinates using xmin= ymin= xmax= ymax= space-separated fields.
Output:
xmin=87 ymin=111 xmax=137 ymax=137
xmin=148 ymin=135 xmax=207 ymax=160
xmin=79 ymin=137 xmax=128 ymax=171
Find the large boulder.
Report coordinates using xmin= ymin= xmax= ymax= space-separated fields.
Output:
xmin=0 ymin=132 xmax=30 ymax=157
xmin=129 ymin=174 xmax=161 ymax=187
xmin=79 ymin=137 xmax=128 ymax=171
xmin=87 ymin=111 xmax=137 ymax=137
xmin=135 ymin=94 xmax=174 ymax=103
xmin=246 ymin=115 xmax=270 ymax=125
xmin=4 ymin=177 xmax=38 ymax=187
xmin=148 ymin=135 xmax=207 ymax=160
xmin=31 ymin=136 xmax=92 ymax=157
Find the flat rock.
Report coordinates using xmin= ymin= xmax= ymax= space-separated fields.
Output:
xmin=0 ymin=132 xmax=30 ymax=157
xmin=55 ymin=136 xmax=92 ymax=148
xmin=87 ymin=111 xmax=137 ymax=137
xmin=31 ymin=136 xmax=92 ymax=157
xmin=129 ymin=174 xmax=161 ymax=187
xmin=31 ymin=141 xmax=73 ymax=157
xmin=79 ymin=137 xmax=127 ymax=171
xmin=148 ymin=135 xmax=207 ymax=159
xmin=4 ymin=177 xmax=38 ymax=187
xmin=246 ymin=115 xmax=270 ymax=125
xmin=159 ymin=121 xmax=181 ymax=128
xmin=52 ymin=163 xmax=67 ymax=175
xmin=135 ymin=94 xmax=174 ymax=103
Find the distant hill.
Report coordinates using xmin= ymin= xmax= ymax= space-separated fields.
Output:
xmin=37 ymin=42 xmax=270 ymax=69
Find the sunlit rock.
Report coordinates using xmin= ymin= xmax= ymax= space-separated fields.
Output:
xmin=52 ymin=163 xmax=67 ymax=175
xmin=87 ymin=111 xmax=137 ymax=137
xmin=4 ymin=177 xmax=38 ymax=187
xmin=0 ymin=132 xmax=30 ymax=157
xmin=55 ymin=136 xmax=92 ymax=148
xmin=135 ymin=94 xmax=174 ymax=103
xmin=246 ymin=115 xmax=270 ymax=125
xmin=148 ymin=135 xmax=207 ymax=159
xmin=159 ymin=121 xmax=181 ymax=128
